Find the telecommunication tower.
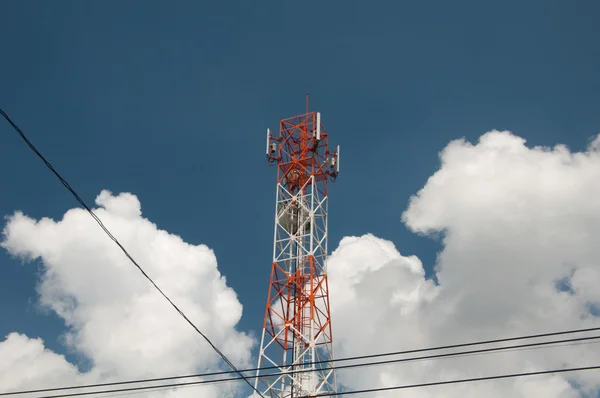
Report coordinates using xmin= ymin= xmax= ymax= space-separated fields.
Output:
xmin=254 ymin=99 xmax=340 ymax=397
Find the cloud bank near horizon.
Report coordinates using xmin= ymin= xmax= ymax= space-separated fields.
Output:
xmin=1 ymin=191 xmax=252 ymax=397
xmin=328 ymin=130 xmax=600 ymax=397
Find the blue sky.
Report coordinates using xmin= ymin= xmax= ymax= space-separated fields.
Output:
xmin=2 ymin=0 xmax=600 ymax=384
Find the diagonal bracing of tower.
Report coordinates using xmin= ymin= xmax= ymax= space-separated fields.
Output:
xmin=255 ymin=108 xmax=340 ymax=397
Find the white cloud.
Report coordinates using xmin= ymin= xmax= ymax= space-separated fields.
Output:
xmin=0 ymin=190 xmax=253 ymax=397
xmin=328 ymin=131 xmax=600 ymax=397
xmin=0 ymin=333 xmax=85 ymax=391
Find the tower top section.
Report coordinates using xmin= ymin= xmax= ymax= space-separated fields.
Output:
xmin=265 ymin=109 xmax=340 ymax=194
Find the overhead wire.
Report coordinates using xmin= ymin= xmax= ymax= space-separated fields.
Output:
xmin=3 ymin=325 xmax=600 ymax=396
xmin=313 ymin=365 xmax=600 ymax=397
xmin=14 ymin=364 xmax=600 ymax=398
xmin=0 ymin=107 xmax=265 ymax=398
xmin=4 ymin=332 xmax=600 ymax=397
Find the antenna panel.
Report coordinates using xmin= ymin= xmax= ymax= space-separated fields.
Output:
xmin=316 ymin=112 xmax=321 ymax=141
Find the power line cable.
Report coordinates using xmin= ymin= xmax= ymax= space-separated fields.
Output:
xmin=5 ymin=334 xmax=600 ymax=397
xmin=21 ymin=363 xmax=600 ymax=398
xmin=80 ymin=365 xmax=600 ymax=398
xmin=0 ymin=108 xmax=265 ymax=398
xmin=3 ymin=325 xmax=599 ymax=396
xmin=314 ymin=365 xmax=600 ymax=397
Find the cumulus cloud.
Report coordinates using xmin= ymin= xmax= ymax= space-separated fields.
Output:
xmin=328 ymin=131 xmax=600 ymax=397
xmin=0 ymin=190 xmax=253 ymax=397
xmin=0 ymin=333 xmax=85 ymax=391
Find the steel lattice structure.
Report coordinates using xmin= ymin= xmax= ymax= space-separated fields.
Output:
xmin=255 ymin=106 xmax=340 ymax=397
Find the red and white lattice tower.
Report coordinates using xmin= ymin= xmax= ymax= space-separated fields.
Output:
xmin=255 ymin=101 xmax=340 ymax=397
